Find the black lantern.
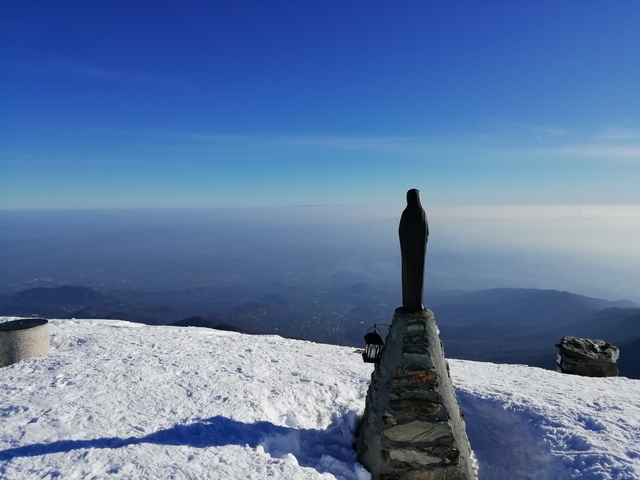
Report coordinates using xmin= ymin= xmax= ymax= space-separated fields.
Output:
xmin=363 ymin=325 xmax=384 ymax=364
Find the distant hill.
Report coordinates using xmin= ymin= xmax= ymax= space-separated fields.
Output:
xmin=7 ymin=286 xmax=105 ymax=306
xmin=432 ymin=288 xmax=638 ymax=327
xmin=1 ymin=284 xmax=637 ymax=379
xmin=260 ymin=292 xmax=289 ymax=306
xmin=431 ymin=287 xmax=637 ymax=309
xmin=617 ymin=337 xmax=640 ymax=379
xmin=559 ymin=308 xmax=640 ymax=341
xmin=342 ymin=283 xmax=374 ymax=295
xmin=0 ymin=286 xmax=161 ymax=324
xmin=171 ymin=316 xmax=253 ymax=334
xmin=432 ymin=288 xmax=640 ymax=377
xmin=64 ymin=305 xmax=157 ymax=324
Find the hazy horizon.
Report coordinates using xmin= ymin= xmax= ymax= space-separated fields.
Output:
xmin=2 ymin=205 xmax=639 ymax=304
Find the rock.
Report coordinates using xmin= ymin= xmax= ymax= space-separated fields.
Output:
xmin=380 ymin=474 xmax=400 ymax=480
xmin=389 ymin=449 xmax=441 ymax=465
xmin=383 ymin=421 xmax=453 ymax=443
xmin=394 ymin=367 xmax=438 ymax=386
xmin=383 ymin=412 xmax=398 ymax=425
xmin=389 ymin=399 xmax=443 ymax=418
xmin=556 ymin=336 xmax=619 ymax=377
xmin=403 ymin=353 xmax=434 ymax=369
xmin=406 ymin=466 xmax=459 ymax=480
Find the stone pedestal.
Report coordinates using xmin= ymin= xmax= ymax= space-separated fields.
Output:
xmin=0 ymin=319 xmax=50 ymax=368
xmin=357 ymin=309 xmax=475 ymax=480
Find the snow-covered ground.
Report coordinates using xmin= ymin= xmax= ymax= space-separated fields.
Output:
xmin=0 ymin=318 xmax=638 ymax=480
xmin=453 ymin=362 xmax=640 ymax=480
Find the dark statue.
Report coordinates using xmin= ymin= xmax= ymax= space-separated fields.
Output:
xmin=399 ymin=189 xmax=429 ymax=312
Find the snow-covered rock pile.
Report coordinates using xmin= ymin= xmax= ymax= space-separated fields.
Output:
xmin=1 ymin=318 xmax=639 ymax=479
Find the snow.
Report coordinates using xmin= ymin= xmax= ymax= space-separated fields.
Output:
xmin=1 ymin=318 xmax=639 ymax=480
xmin=452 ymin=361 xmax=640 ymax=480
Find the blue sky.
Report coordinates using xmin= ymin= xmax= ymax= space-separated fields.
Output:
xmin=1 ymin=1 xmax=640 ymax=209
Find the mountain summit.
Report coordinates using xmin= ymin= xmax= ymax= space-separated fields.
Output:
xmin=0 ymin=318 xmax=638 ymax=479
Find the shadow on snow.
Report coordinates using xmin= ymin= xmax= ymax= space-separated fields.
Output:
xmin=0 ymin=414 xmax=360 ymax=478
xmin=455 ymin=389 xmax=568 ymax=480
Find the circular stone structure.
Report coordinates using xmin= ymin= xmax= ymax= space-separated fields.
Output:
xmin=0 ymin=318 xmax=50 ymax=367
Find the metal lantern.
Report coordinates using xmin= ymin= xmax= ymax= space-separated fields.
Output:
xmin=363 ymin=325 xmax=384 ymax=364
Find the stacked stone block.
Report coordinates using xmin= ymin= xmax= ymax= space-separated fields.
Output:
xmin=357 ymin=308 xmax=475 ymax=480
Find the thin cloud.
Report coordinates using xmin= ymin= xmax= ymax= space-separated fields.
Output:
xmin=551 ymin=144 xmax=640 ymax=161
xmin=0 ymin=151 xmax=56 ymax=162
xmin=595 ymin=127 xmax=640 ymax=141
xmin=166 ymin=129 xmax=640 ymax=163
xmin=8 ymin=57 xmax=190 ymax=88
xmin=428 ymin=204 xmax=640 ymax=220
xmin=165 ymin=131 xmax=475 ymax=155
xmin=0 ymin=152 xmax=51 ymax=160
xmin=6 ymin=124 xmax=640 ymax=165
xmin=478 ymin=119 xmax=572 ymax=139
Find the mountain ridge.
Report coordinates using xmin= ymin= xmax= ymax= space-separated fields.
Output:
xmin=1 ymin=285 xmax=638 ymax=378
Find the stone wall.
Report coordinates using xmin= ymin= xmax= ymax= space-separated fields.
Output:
xmin=357 ymin=309 xmax=475 ymax=480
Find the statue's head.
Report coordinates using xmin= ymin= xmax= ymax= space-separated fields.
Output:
xmin=406 ymin=188 xmax=421 ymax=206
